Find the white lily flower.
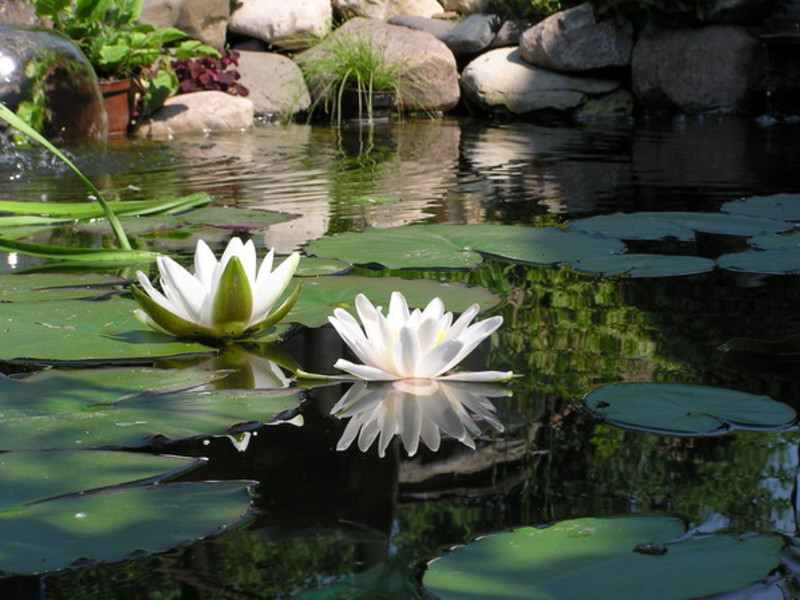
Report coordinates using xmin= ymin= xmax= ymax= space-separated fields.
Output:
xmin=132 ymin=238 xmax=301 ymax=342
xmin=332 ymin=379 xmax=509 ymax=457
xmin=328 ymin=292 xmax=512 ymax=381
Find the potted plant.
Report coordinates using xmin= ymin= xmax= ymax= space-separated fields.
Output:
xmin=296 ymin=34 xmax=413 ymax=125
xmin=34 ymin=0 xmax=217 ymax=135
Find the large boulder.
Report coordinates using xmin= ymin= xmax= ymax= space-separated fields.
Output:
xmin=0 ymin=0 xmax=39 ymax=25
xmin=440 ymin=13 xmax=500 ymax=55
xmin=461 ymin=46 xmax=620 ymax=115
xmin=141 ymin=0 xmax=229 ymax=48
xmin=228 ymin=0 xmax=332 ymax=50
xmin=519 ymin=2 xmax=633 ymax=72
xmin=440 ymin=0 xmax=489 ymax=13
xmin=298 ymin=18 xmax=460 ymax=112
xmin=136 ymin=91 xmax=254 ymax=137
xmin=332 ymin=0 xmax=444 ymax=20
xmin=632 ymin=25 xmax=765 ymax=113
xmin=236 ymin=50 xmax=311 ymax=117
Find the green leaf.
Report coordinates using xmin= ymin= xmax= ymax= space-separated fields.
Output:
xmin=570 ymin=211 xmax=793 ymax=241
xmin=570 ymin=254 xmax=715 ymax=277
xmin=0 ymin=451 xmax=203 ymax=510
xmin=211 ymin=256 xmax=253 ymax=336
xmin=284 ymin=275 xmax=500 ymax=329
xmin=582 ymin=382 xmax=796 ymax=434
xmin=178 ymin=206 xmax=293 ymax=230
xmin=717 ymin=248 xmax=800 ymax=274
xmin=748 ymin=230 xmax=800 ymax=250
xmin=424 ymin=516 xmax=782 ymax=600
xmin=0 ymin=237 xmax=158 ymax=264
xmin=721 ymin=193 xmax=800 ymax=221
xmin=0 ymin=481 xmax=252 ymax=575
xmin=0 ymin=272 xmax=126 ymax=302
xmin=0 ymin=194 xmax=210 ymax=218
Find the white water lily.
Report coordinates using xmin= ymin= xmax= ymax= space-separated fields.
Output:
xmin=328 ymin=292 xmax=512 ymax=381
xmin=332 ymin=379 xmax=508 ymax=457
xmin=132 ymin=238 xmax=301 ymax=342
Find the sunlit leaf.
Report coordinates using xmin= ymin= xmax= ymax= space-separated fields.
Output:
xmin=0 ymin=273 xmax=127 ymax=301
xmin=424 ymin=516 xmax=782 ymax=600
xmin=294 ymin=257 xmax=351 ymax=277
xmin=582 ymin=382 xmax=796 ymax=434
xmin=0 ymin=481 xmax=253 ymax=575
xmin=570 ymin=254 xmax=715 ymax=277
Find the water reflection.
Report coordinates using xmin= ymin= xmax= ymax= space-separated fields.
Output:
xmin=331 ymin=379 xmax=509 ymax=458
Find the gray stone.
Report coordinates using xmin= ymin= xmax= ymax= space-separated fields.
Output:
xmin=632 ymin=25 xmax=765 ymax=113
xmin=489 ymin=19 xmax=530 ymax=48
xmin=0 ymin=25 xmax=106 ymax=140
xmin=332 ymin=0 xmax=445 ymax=21
xmin=228 ymin=0 xmax=332 ymax=50
xmin=236 ymin=50 xmax=311 ymax=118
xmin=519 ymin=3 xmax=633 ymax=72
xmin=298 ymin=18 xmax=460 ymax=112
xmin=0 ymin=0 xmax=39 ymax=25
xmin=441 ymin=13 xmax=500 ymax=55
xmin=440 ymin=0 xmax=489 ymax=13
xmin=461 ymin=46 xmax=620 ymax=114
xmin=141 ymin=0 xmax=230 ymax=48
xmin=387 ymin=14 xmax=456 ymax=38
xmin=136 ymin=91 xmax=254 ymax=137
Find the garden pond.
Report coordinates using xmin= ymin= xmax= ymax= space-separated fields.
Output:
xmin=1 ymin=115 xmax=800 ymax=598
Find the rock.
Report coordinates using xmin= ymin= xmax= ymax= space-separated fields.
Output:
xmin=461 ymin=46 xmax=620 ymax=115
xmin=632 ymin=25 xmax=765 ymax=113
xmin=141 ymin=0 xmax=230 ymax=48
xmin=387 ymin=14 xmax=456 ymax=38
xmin=228 ymin=0 xmax=332 ymax=50
xmin=519 ymin=2 xmax=633 ymax=72
xmin=440 ymin=13 xmax=500 ymax=55
xmin=0 ymin=0 xmax=39 ymax=25
xmin=136 ymin=91 xmax=254 ymax=137
xmin=489 ymin=19 xmax=530 ymax=48
xmin=236 ymin=50 xmax=310 ymax=118
xmin=0 ymin=25 xmax=106 ymax=140
xmin=705 ymin=0 xmax=774 ymax=24
xmin=440 ymin=0 xmax=489 ymax=13
xmin=332 ymin=0 xmax=445 ymax=21
xmin=298 ymin=18 xmax=460 ymax=112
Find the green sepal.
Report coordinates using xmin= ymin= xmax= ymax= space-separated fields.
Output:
xmin=131 ymin=284 xmax=214 ymax=340
xmin=246 ymin=282 xmax=303 ymax=336
xmin=211 ymin=257 xmax=253 ymax=338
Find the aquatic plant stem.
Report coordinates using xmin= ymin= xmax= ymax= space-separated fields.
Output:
xmin=0 ymin=101 xmax=132 ymax=251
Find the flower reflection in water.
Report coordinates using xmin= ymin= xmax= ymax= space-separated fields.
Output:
xmin=331 ymin=379 xmax=509 ymax=458
xmin=203 ymin=344 xmax=294 ymax=390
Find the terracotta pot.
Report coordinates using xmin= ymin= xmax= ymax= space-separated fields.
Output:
xmin=99 ymin=78 xmax=135 ymax=136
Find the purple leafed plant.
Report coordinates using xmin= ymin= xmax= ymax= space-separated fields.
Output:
xmin=172 ymin=49 xmax=249 ymax=96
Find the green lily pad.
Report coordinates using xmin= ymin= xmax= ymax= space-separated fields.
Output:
xmin=75 ymin=214 xmax=186 ymax=236
xmin=582 ymin=382 xmax=796 ymax=434
xmin=0 ymin=480 xmax=252 ymax=575
xmin=0 ymin=451 xmax=203 ymax=510
xmin=748 ymin=230 xmax=800 ymax=250
xmin=717 ymin=248 xmax=800 ymax=274
xmin=178 ymin=206 xmax=293 ymax=230
xmin=306 ymin=224 xmax=625 ymax=269
xmin=0 ymin=368 xmax=301 ymax=450
xmin=721 ymin=193 xmax=800 ymax=221
xmin=285 ymin=275 xmax=500 ymax=329
xmin=424 ymin=516 xmax=782 ymax=600
xmin=294 ymin=257 xmax=351 ymax=277
xmin=0 ymin=273 xmax=127 ymax=302
xmin=570 ymin=211 xmax=793 ymax=241
xmin=570 ymin=254 xmax=715 ymax=277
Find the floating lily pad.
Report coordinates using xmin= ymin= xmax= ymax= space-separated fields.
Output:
xmin=306 ymin=224 xmax=624 ymax=269
xmin=717 ymin=248 xmax=800 ymax=274
xmin=0 ymin=273 xmax=127 ymax=302
xmin=721 ymin=193 xmax=800 ymax=221
xmin=582 ymin=382 xmax=795 ymax=434
xmin=76 ymin=214 xmax=185 ymax=236
xmin=424 ymin=516 xmax=782 ymax=600
xmin=294 ymin=257 xmax=351 ymax=277
xmin=0 ymin=480 xmax=252 ymax=575
xmin=748 ymin=230 xmax=800 ymax=250
xmin=570 ymin=211 xmax=792 ymax=241
xmin=0 ymin=368 xmax=301 ymax=450
xmin=0 ymin=451 xmax=203 ymax=509
xmin=178 ymin=206 xmax=293 ymax=230
xmin=286 ymin=275 xmax=499 ymax=328
xmin=570 ymin=254 xmax=715 ymax=277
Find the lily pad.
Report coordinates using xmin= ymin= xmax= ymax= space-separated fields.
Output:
xmin=570 ymin=254 xmax=715 ymax=277
xmin=178 ymin=206 xmax=293 ymax=230
xmin=424 ymin=516 xmax=782 ymax=600
xmin=294 ymin=257 xmax=351 ymax=277
xmin=582 ymin=382 xmax=796 ymax=434
xmin=0 ymin=368 xmax=301 ymax=450
xmin=570 ymin=211 xmax=792 ymax=241
xmin=0 ymin=450 xmax=204 ymax=509
xmin=748 ymin=230 xmax=800 ymax=250
xmin=717 ymin=248 xmax=800 ymax=274
xmin=0 ymin=480 xmax=252 ymax=575
xmin=0 ymin=272 xmax=127 ymax=302
xmin=285 ymin=275 xmax=499 ymax=329
xmin=721 ymin=193 xmax=800 ymax=221
xmin=306 ymin=224 xmax=625 ymax=269
xmin=75 ymin=214 xmax=185 ymax=236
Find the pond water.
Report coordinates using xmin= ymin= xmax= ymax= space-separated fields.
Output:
xmin=2 ymin=115 xmax=800 ymax=598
